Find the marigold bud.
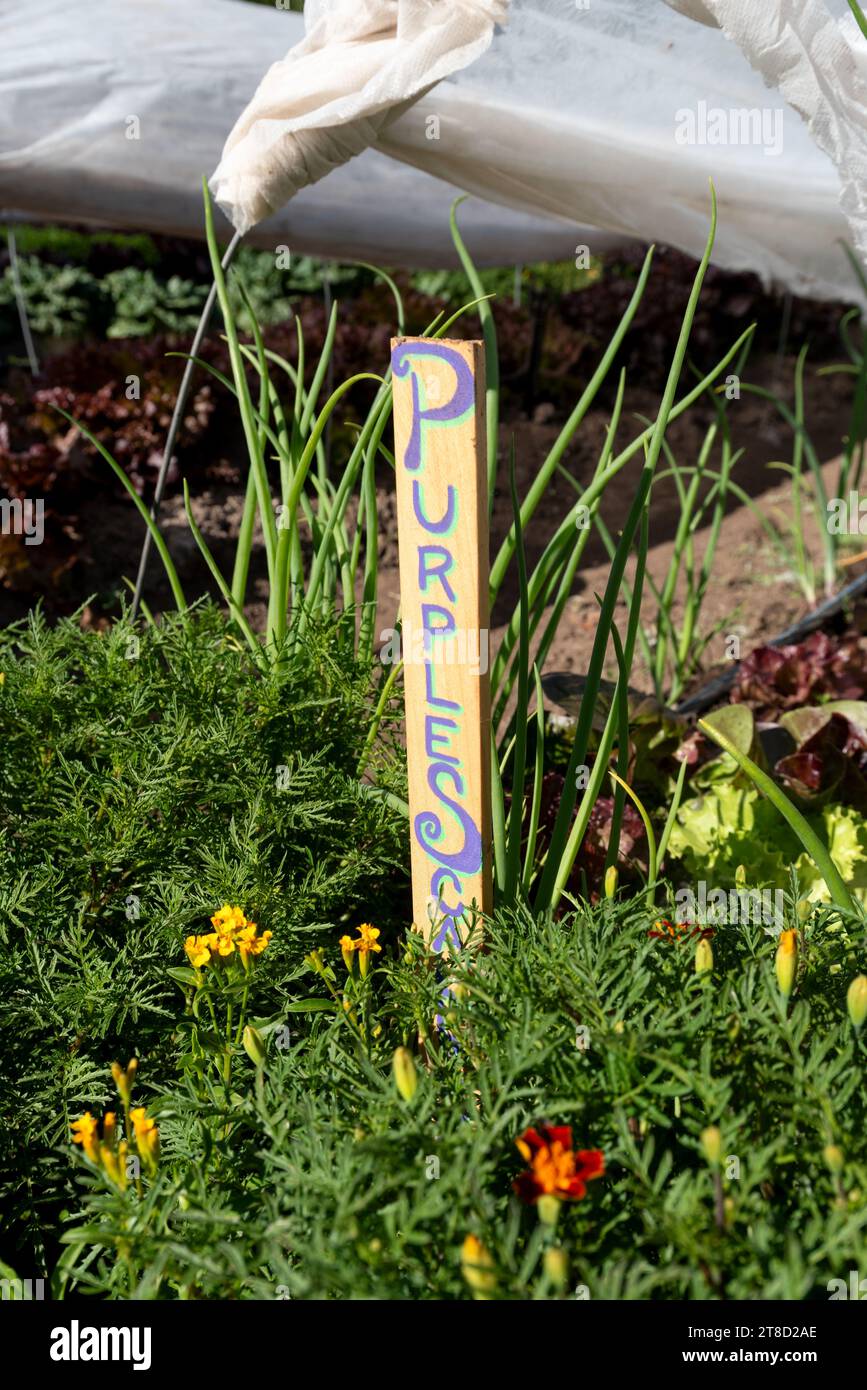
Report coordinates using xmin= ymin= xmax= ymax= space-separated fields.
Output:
xmin=461 ymin=1235 xmax=497 ymax=1299
xmin=100 ymin=1139 xmax=128 ymax=1192
xmin=537 ymin=1193 xmax=560 ymax=1227
xmin=846 ymin=974 xmax=867 ymax=1031
xmin=102 ymin=1112 xmax=117 ymax=1150
xmin=242 ymin=1024 xmax=267 ymax=1070
xmin=823 ymin=1144 xmax=844 ymax=1175
xmin=604 ymin=866 xmax=618 ymax=900
xmin=735 ymin=864 xmax=746 ymax=887
xmin=340 ymin=935 xmax=356 ymax=975
xmin=392 ymin=1046 xmax=418 ymax=1103
xmin=130 ymin=1106 xmax=159 ymax=1176
xmin=695 ymin=938 xmax=713 ymax=975
xmin=700 ymin=1125 xmax=722 ymax=1166
xmin=797 ymin=898 xmax=812 ymax=923
xmin=775 ymin=929 xmax=798 ymax=1000
xmin=543 ymin=1245 xmax=569 ymax=1290
xmin=111 ymin=1058 xmax=138 ymax=1109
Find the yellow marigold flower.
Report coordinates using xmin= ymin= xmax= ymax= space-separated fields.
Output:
xmin=71 ymin=1112 xmax=100 ymax=1163
xmin=236 ymin=925 xmax=256 ymax=968
xmin=356 ymin=923 xmax=381 ymax=953
xmin=130 ymin=1106 xmax=150 ymax=1138
xmin=248 ymin=930 xmax=272 ymax=956
xmin=340 ymin=934 xmax=356 ymax=973
xmin=354 ymin=923 xmax=381 ymax=978
xmin=185 ymin=935 xmax=212 ymax=968
xmin=102 ymin=1111 xmax=117 ymax=1150
xmin=215 ymin=934 xmax=235 ymax=957
xmin=211 ymin=904 xmax=249 ymax=935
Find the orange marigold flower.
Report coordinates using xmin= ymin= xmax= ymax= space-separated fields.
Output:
xmin=356 ymin=923 xmax=381 ymax=954
xmin=513 ymin=1125 xmax=604 ymax=1205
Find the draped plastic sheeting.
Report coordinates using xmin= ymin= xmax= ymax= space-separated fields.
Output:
xmin=373 ymin=0 xmax=864 ymax=300
xmin=0 ymin=0 xmax=864 ymax=298
xmin=212 ymin=0 xmax=509 ymax=236
xmin=667 ymin=0 xmax=867 ymax=272
xmin=0 ymin=0 xmax=582 ymax=266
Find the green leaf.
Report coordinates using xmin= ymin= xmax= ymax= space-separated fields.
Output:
xmin=697 ymin=717 xmax=860 ymax=914
xmin=166 ymin=966 xmax=199 ymax=988
xmin=701 ymin=703 xmax=755 ymax=757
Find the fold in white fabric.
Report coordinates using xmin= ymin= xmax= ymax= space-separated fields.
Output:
xmin=211 ymin=0 xmax=509 ymax=235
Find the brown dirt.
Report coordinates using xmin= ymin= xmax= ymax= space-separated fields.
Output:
xmin=2 ymin=345 xmax=860 ymax=714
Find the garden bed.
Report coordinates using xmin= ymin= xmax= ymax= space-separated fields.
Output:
xmin=1 ymin=212 xmax=865 ymax=1306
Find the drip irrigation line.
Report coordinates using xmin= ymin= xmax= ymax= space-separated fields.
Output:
xmin=675 ymin=569 xmax=867 ymax=717
xmin=6 ymin=225 xmax=39 ymax=376
xmin=130 ymin=229 xmax=243 ymax=619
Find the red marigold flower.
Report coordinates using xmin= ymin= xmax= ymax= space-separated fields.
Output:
xmin=513 ymin=1124 xmax=605 ymax=1204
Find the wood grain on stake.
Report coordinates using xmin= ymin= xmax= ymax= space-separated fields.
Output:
xmin=391 ymin=337 xmax=492 ymax=950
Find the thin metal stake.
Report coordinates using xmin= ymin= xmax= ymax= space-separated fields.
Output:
xmin=131 ymin=230 xmax=243 ymax=618
xmin=322 ymin=261 xmax=334 ymax=471
xmin=6 ymin=226 xmax=39 ymax=376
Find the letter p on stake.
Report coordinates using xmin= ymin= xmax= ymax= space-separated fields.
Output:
xmin=391 ymin=337 xmax=492 ymax=951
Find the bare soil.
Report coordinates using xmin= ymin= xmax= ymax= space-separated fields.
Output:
xmin=55 ymin=346 xmax=857 ymax=704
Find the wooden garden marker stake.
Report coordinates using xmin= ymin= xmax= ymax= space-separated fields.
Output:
xmin=391 ymin=337 xmax=492 ymax=952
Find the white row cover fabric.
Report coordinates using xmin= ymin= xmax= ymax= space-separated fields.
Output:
xmin=0 ymin=0 xmax=864 ymax=300
xmin=668 ymin=0 xmax=867 ymax=271
xmin=371 ymin=0 xmax=865 ymax=301
xmin=0 ymin=0 xmax=582 ymax=267
xmin=212 ymin=0 xmax=509 ymax=235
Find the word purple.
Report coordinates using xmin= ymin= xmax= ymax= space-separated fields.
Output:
xmin=392 ymin=341 xmax=481 ymax=952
